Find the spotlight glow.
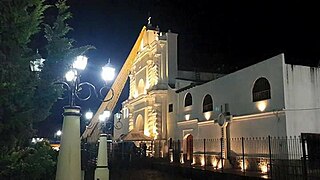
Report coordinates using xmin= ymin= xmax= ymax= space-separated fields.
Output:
xmin=257 ymin=100 xmax=267 ymax=112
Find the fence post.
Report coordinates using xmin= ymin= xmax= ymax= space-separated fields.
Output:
xmin=168 ymin=139 xmax=170 ymax=161
xmin=301 ymin=134 xmax=308 ymax=180
xmin=171 ymin=140 xmax=174 ymax=162
xmin=220 ymin=137 xmax=224 ymax=172
xmin=159 ymin=140 xmax=161 ymax=158
xmin=268 ymin=135 xmax=272 ymax=178
xmin=174 ymin=140 xmax=176 ymax=163
xmin=177 ymin=140 xmax=180 ymax=163
xmin=242 ymin=137 xmax=245 ymax=173
xmin=204 ymin=139 xmax=206 ymax=169
xmin=121 ymin=143 xmax=124 ymax=160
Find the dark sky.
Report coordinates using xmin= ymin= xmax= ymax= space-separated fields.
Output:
xmin=35 ymin=0 xmax=320 ymax=137
xmin=69 ymin=0 xmax=320 ymax=70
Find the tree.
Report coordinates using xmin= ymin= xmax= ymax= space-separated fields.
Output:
xmin=32 ymin=0 xmax=94 ymax=123
xmin=0 ymin=0 xmax=93 ymax=153
xmin=0 ymin=0 xmax=94 ymax=178
xmin=0 ymin=0 xmax=50 ymax=154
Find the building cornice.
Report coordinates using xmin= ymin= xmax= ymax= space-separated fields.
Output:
xmin=177 ymin=119 xmax=198 ymax=126
xmin=232 ymin=110 xmax=284 ymax=121
xmin=198 ymin=120 xmax=215 ymax=126
xmin=187 ymin=110 xmax=286 ymax=127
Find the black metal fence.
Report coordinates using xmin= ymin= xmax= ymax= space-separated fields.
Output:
xmin=169 ymin=135 xmax=320 ymax=180
xmin=82 ymin=134 xmax=320 ymax=180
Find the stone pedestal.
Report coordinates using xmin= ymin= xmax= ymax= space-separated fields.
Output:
xmin=94 ymin=134 xmax=109 ymax=180
xmin=56 ymin=106 xmax=81 ymax=180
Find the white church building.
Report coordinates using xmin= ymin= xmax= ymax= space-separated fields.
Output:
xmin=113 ymin=25 xmax=320 ymax=158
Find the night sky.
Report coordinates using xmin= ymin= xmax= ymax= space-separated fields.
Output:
xmin=35 ymin=0 xmax=320 ymax=137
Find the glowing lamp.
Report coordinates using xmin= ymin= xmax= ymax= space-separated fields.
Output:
xmin=101 ymin=60 xmax=115 ymax=82
xmin=73 ymin=55 xmax=88 ymax=70
xmin=99 ymin=114 xmax=105 ymax=122
xmin=85 ymin=109 xmax=93 ymax=120
xmin=65 ymin=70 xmax=77 ymax=82
xmin=56 ymin=130 xmax=62 ymax=136
xmin=103 ymin=110 xmax=111 ymax=118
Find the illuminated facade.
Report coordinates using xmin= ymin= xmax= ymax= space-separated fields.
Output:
xmin=114 ymin=25 xmax=177 ymax=151
xmin=114 ymin=26 xmax=320 ymax=157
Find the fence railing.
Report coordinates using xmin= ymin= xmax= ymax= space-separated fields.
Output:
xmin=82 ymin=135 xmax=319 ymax=180
xmin=172 ymin=136 xmax=303 ymax=159
xmin=168 ymin=136 xmax=319 ymax=179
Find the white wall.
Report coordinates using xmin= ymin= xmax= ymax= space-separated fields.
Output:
xmin=167 ymin=88 xmax=178 ymax=139
xmin=284 ymin=64 xmax=320 ymax=136
xmin=230 ymin=113 xmax=287 ymax=138
xmin=198 ymin=121 xmax=221 ymax=138
xmin=177 ymin=120 xmax=198 ymax=140
xmin=175 ymin=54 xmax=287 ymax=139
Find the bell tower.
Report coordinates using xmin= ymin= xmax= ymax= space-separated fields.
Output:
xmin=116 ymin=20 xmax=178 ymax=157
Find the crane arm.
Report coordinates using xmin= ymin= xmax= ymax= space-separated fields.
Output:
xmin=81 ymin=26 xmax=146 ymax=142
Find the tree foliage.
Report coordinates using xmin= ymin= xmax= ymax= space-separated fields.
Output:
xmin=0 ymin=0 xmax=50 ymax=154
xmin=32 ymin=0 xmax=94 ymax=123
xmin=0 ymin=141 xmax=57 ymax=180
xmin=0 ymin=0 xmax=94 ymax=153
xmin=0 ymin=0 xmax=94 ymax=178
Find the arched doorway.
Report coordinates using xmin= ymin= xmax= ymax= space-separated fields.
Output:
xmin=184 ymin=134 xmax=193 ymax=161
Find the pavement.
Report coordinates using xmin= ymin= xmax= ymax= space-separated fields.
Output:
xmin=110 ymin=168 xmax=190 ymax=180
xmin=107 ymin=158 xmax=270 ymax=180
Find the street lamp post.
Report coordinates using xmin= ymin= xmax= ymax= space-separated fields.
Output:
xmin=94 ymin=110 xmax=111 ymax=180
xmin=55 ymin=55 xmax=115 ymax=180
xmin=54 ymin=130 xmax=62 ymax=141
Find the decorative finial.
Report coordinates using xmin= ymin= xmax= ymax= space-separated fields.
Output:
xmin=147 ymin=16 xmax=151 ymax=26
xmin=108 ymin=58 xmax=111 ymax=64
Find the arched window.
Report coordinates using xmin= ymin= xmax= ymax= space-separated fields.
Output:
xmin=252 ymin=77 xmax=271 ymax=102
xmin=184 ymin=93 xmax=192 ymax=107
xmin=135 ymin=114 xmax=144 ymax=131
xmin=137 ymin=79 xmax=145 ymax=95
xmin=203 ymin=94 xmax=213 ymax=112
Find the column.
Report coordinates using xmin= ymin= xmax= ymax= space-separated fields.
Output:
xmin=94 ymin=134 xmax=109 ymax=180
xmin=56 ymin=106 xmax=81 ymax=180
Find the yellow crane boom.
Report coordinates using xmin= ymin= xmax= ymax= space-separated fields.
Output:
xmin=81 ymin=26 xmax=146 ymax=143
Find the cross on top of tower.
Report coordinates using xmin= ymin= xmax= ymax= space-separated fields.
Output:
xmin=147 ymin=16 xmax=152 ymax=27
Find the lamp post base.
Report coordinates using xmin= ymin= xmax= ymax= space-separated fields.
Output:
xmin=94 ymin=166 xmax=109 ymax=180
xmin=56 ymin=106 xmax=81 ymax=180
xmin=94 ymin=134 xmax=109 ymax=180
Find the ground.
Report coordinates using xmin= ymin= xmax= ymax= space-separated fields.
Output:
xmin=110 ymin=168 xmax=190 ymax=180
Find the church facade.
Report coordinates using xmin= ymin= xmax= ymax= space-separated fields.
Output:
xmin=114 ymin=26 xmax=320 ymax=158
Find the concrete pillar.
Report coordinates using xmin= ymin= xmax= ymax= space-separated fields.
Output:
xmin=81 ymin=170 xmax=85 ymax=180
xmin=56 ymin=106 xmax=81 ymax=180
xmin=94 ymin=134 xmax=109 ymax=180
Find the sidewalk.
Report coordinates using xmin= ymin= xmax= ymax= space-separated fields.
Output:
xmin=147 ymin=158 xmax=270 ymax=180
xmin=105 ymin=157 xmax=270 ymax=180
xmin=110 ymin=168 xmax=190 ymax=180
